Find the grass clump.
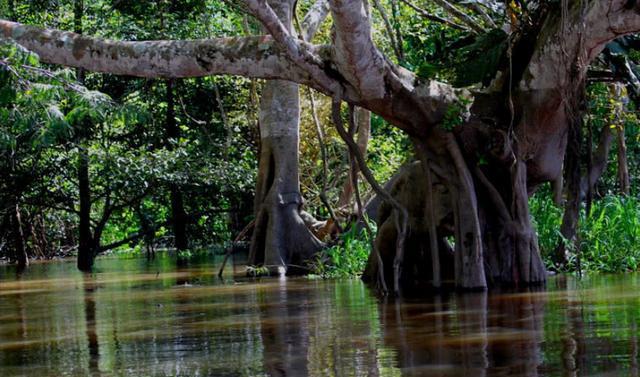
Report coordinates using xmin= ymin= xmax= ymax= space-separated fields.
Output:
xmin=310 ymin=223 xmax=373 ymax=279
xmin=531 ymin=193 xmax=640 ymax=273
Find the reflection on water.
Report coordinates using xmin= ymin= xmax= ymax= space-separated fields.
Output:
xmin=1 ymin=257 xmax=640 ymax=376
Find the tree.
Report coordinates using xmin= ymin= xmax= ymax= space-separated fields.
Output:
xmin=3 ymin=0 xmax=640 ymax=291
xmin=248 ymin=0 xmax=328 ymax=273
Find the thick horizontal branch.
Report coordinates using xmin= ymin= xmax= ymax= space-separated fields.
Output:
xmin=0 ymin=15 xmax=459 ymax=136
xmin=0 ymin=20 xmax=320 ymax=84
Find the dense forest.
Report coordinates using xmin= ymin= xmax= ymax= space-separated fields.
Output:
xmin=0 ymin=0 xmax=639 ymax=295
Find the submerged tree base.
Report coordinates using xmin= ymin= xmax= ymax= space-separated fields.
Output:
xmin=363 ymin=136 xmax=548 ymax=292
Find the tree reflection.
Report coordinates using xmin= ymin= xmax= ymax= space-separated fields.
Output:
xmin=379 ymin=289 xmax=546 ymax=376
xmin=259 ymin=279 xmax=310 ymax=376
xmin=82 ymin=274 xmax=100 ymax=376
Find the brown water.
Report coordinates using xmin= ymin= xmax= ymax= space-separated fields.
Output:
xmin=1 ymin=256 xmax=639 ymax=376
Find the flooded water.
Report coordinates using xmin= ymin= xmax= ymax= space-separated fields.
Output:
xmin=1 ymin=256 xmax=640 ymax=376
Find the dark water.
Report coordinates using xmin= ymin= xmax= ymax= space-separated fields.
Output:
xmin=1 ymin=256 xmax=640 ymax=376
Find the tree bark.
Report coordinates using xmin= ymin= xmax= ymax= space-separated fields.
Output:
xmin=554 ymin=113 xmax=583 ymax=269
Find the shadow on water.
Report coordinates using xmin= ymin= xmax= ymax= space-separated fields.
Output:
xmin=1 ymin=256 xmax=640 ymax=376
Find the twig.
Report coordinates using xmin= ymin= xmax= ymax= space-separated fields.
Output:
xmin=430 ymin=0 xmax=485 ymax=33
xmin=307 ymin=88 xmax=344 ymax=234
xmin=399 ymin=0 xmax=470 ymax=32
xmin=372 ymin=0 xmax=404 ymax=61
xmin=218 ymin=219 xmax=255 ymax=278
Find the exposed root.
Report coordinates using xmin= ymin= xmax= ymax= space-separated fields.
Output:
xmin=331 ymin=95 xmax=408 ymax=295
xmin=423 ymin=156 xmax=441 ymax=288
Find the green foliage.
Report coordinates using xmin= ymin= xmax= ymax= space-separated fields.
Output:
xmin=246 ymin=265 xmax=270 ymax=277
xmin=529 ymin=188 xmax=564 ymax=269
xmin=311 ymin=222 xmax=374 ymax=279
xmin=368 ymin=114 xmax=411 ymax=183
xmin=579 ymin=196 xmax=640 ymax=272
xmin=531 ymin=192 xmax=640 ymax=273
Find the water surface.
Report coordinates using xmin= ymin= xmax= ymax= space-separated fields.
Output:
xmin=1 ymin=255 xmax=639 ymax=376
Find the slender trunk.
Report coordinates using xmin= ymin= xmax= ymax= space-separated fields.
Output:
xmin=74 ymin=0 xmax=94 ymax=272
xmin=165 ymin=79 xmax=189 ymax=250
xmin=77 ymin=145 xmax=94 ymax=271
xmin=337 ymin=108 xmax=371 ymax=209
xmin=586 ymin=121 xmax=593 ymax=216
xmin=170 ymin=188 xmax=188 ymax=250
xmin=423 ymin=157 xmax=441 ymax=288
xmin=580 ymin=124 xmax=614 ymax=198
xmin=616 ymin=126 xmax=630 ymax=195
xmin=11 ymin=202 xmax=28 ymax=269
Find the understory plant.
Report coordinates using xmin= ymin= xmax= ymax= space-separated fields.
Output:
xmin=310 ymin=222 xmax=374 ymax=279
xmin=531 ymin=193 xmax=640 ymax=273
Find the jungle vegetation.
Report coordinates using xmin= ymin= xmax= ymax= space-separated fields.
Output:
xmin=0 ymin=0 xmax=639 ymax=294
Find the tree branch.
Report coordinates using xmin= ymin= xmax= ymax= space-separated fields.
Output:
xmin=431 ymin=0 xmax=485 ymax=33
xmin=399 ymin=0 xmax=469 ymax=31
xmin=301 ymin=0 xmax=331 ymax=41
xmin=372 ymin=0 xmax=403 ymax=61
xmin=0 ymin=20 xmax=321 ymax=85
xmin=243 ymin=0 xmax=339 ymax=94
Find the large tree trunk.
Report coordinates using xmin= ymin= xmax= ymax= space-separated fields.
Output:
xmin=366 ymin=0 xmax=632 ymax=290
xmin=248 ymin=0 xmax=324 ymax=274
xmin=366 ymin=126 xmax=547 ymax=290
